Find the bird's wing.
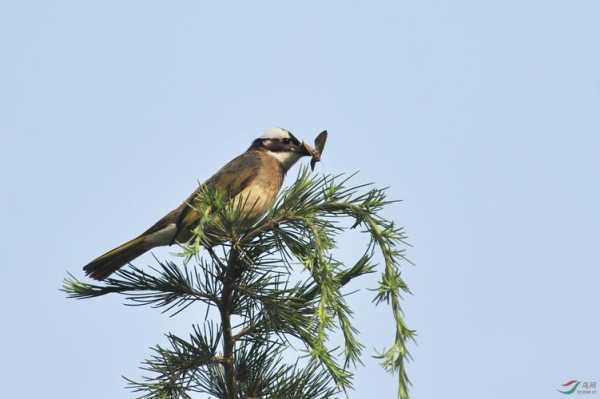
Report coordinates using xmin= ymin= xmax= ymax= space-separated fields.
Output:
xmin=204 ymin=150 xmax=263 ymax=196
xmin=142 ymin=151 xmax=262 ymax=241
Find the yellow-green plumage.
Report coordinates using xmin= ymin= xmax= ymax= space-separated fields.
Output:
xmin=83 ymin=148 xmax=286 ymax=280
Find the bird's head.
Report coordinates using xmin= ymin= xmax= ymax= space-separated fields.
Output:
xmin=249 ymin=128 xmax=314 ymax=170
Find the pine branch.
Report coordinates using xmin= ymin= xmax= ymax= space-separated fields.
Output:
xmin=219 ymin=248 xmax=241 ymax=399
xmin=125 ymin=322 xmax=223 ymax=398
xmin=238 ymin=168 xmax=415 ymax=396
xmin=64 ymin=166 xmax=414 ymax=398
xmin=63 ymin=257 xmax=221 ymax=316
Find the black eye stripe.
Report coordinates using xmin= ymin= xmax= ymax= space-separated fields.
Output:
xmin=250 ymin=136 xmax=299 ymax=152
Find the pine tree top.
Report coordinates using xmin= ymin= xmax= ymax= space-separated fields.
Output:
xmin=64 ymin=167 xmax=415 ymax=399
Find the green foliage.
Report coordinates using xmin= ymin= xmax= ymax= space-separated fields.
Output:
xmin=63 ymin=167 xmax=414 ymax=399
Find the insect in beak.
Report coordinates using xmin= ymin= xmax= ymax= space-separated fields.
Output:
xmin=309 ymin=130 xmax=328 ymax=171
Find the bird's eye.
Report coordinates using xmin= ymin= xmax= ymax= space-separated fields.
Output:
xmin=282 ymin=138 xmax=290 ymax=144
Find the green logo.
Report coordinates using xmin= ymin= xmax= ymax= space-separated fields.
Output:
xmin=558 ymin=380 xmax=597 ymax=395
xmin=559 ymin=380 xmax=582 ymax=395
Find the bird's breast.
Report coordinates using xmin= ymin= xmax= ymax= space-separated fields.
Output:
xmin=233 ymin=163 xmax=283 ymax=222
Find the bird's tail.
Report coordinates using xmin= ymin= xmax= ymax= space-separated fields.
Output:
xmin=83 ymin=235 xmax=154 ymax=281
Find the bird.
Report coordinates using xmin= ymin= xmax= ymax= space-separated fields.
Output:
xmin=82 ymin=128 xmax=322 ymax=281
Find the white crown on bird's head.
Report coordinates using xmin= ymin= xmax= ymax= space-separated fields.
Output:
xmin=259 ymin=127 xmax=293 ymax=140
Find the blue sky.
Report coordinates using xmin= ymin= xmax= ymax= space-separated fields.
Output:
xmin=2 ymin=1 xmax=599 ymax=398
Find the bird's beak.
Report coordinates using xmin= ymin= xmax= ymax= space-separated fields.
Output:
xmin=300 ymin=141 xmax=315 ymax=157
xmin=296 ymin=141 xmax=319 ymax=170
xmin=290 ymin=131 xmax=327 ymax=171
xmin=289 ymin=132 xmax=313 ymax=157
